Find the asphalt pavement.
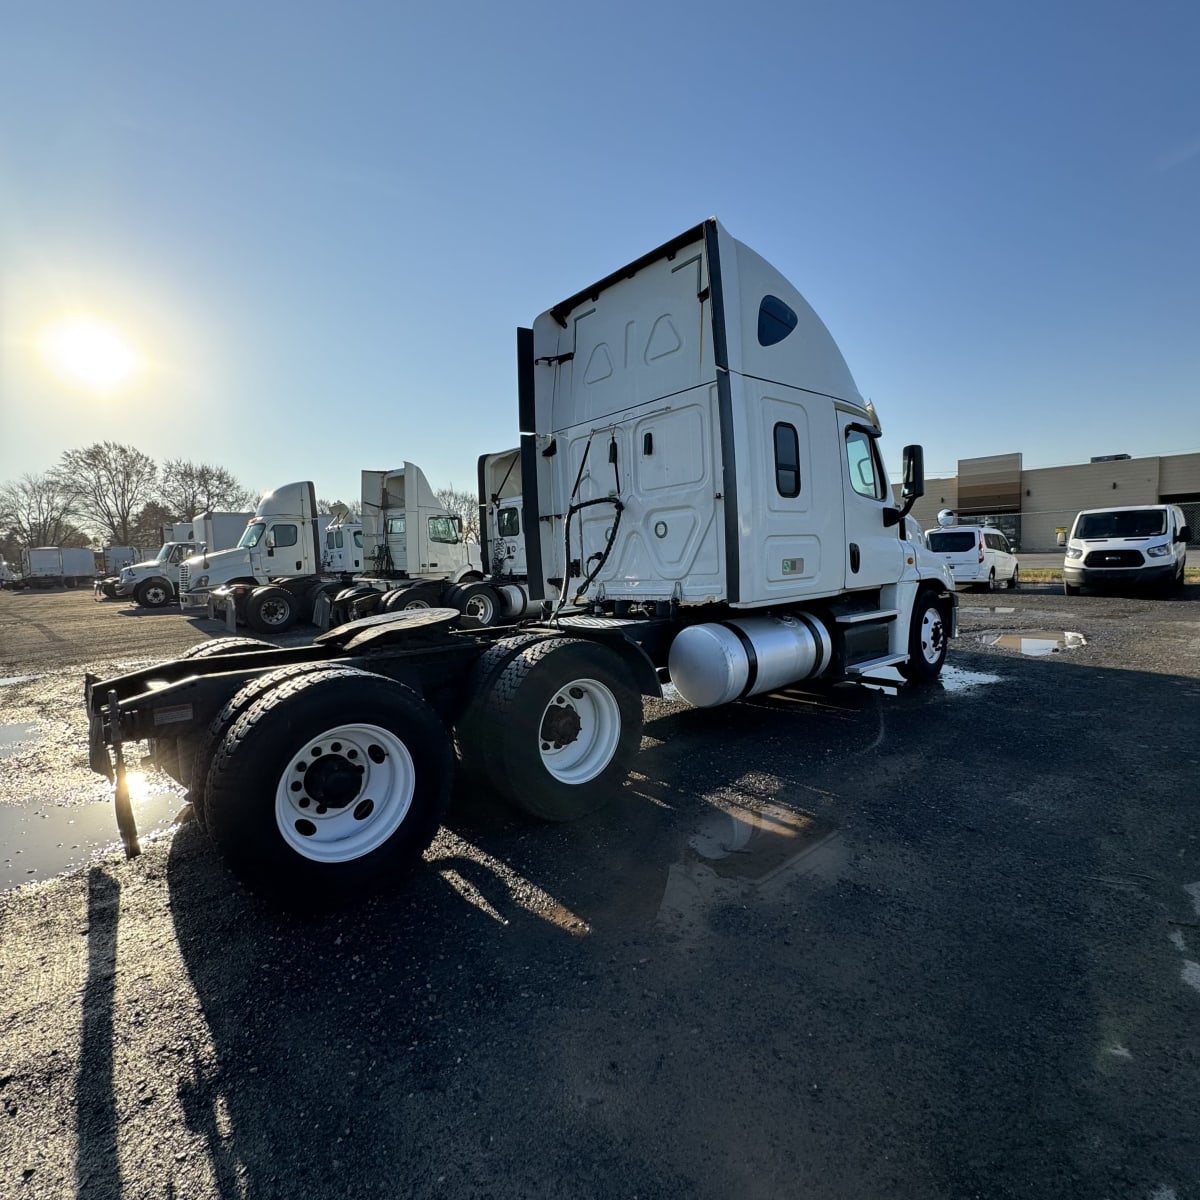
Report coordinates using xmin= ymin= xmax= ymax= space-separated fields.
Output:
xmin=2 ymin=587 xmax=1199 ymax=1199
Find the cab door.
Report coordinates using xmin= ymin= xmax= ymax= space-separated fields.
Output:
xmin=837 ymin=415 xmax=905 ymax=592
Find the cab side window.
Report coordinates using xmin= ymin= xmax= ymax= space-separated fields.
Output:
xmin=272 ymin=524 xmax=298 ymax=548
xmin=498 ymin=507 xmax=520 ymax=538
xmin=845 ymin=429 xmax=885 ymax=500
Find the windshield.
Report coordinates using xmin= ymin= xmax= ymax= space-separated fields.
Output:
xmin=1075 ymin=509 xmax=1166 ymax=539
xmin=927 ymin=530 xmax=978 ymax=552
xmin=154 ymin=544 xmax=172 ymax=562
xmin=238 ymin=521 xmax=266 ymax=548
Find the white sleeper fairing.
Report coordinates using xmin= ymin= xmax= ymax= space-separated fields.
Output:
xmin=523 ymin=218 xmax=918 ymax=611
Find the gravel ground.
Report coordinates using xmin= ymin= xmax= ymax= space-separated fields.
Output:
xmin=2 ymin=586 xmax=1199 ymax=1199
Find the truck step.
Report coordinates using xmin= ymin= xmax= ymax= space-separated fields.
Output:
xmin=835 ymin=609 xmax=898 ymax=625
xmin=845 ymin=653 xmax=907 ymax=675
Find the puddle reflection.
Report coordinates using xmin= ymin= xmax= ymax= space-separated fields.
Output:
xmin=0 ymin=790 xmax=185 ymax=891
xmin=0 ymin=722 xmax=40 ymax=758
xmin=657 ymin=802 xmax=846 ymax=931
xmin=939 ymin=664 xmax=1004 ymax=691
xmin=985 ymin=631 xmax=1086 ymax=656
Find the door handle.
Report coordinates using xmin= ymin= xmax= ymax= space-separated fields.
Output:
xmin=849 ymin=543 xmax=860 ymax=573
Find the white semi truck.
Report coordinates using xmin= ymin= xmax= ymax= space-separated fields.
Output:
xmin=86 ymin=218 xmax=955 ymax=908
xmin=185 ymin=466 xmax=481 ymax=633
xmin=106 ymin=511 xmax=252 ymax=607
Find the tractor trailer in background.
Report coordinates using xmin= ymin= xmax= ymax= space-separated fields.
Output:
xmin=104 ymin=511 xmax=252 ymax=607
xmin=86 ymin=217 xmax=955 ymax=909
xmin=191 ymin=464 xmax=484 ymax=633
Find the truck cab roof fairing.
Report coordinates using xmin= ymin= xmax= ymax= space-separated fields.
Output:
xmin=529 ymin=218 xmax=867 ymax=438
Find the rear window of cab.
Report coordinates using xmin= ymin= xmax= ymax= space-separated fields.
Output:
xmin=927 ymin=530 xmax=977 ymax=552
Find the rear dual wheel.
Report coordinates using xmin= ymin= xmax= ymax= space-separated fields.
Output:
xmin=204 ymin=668 xmax=452 ymax=906
xmin=466 ymin=637 xmax=643 ymax=821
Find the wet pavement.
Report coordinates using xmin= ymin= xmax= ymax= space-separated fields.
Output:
xmin=2 ymin=587 xmax=1200 ymax=1200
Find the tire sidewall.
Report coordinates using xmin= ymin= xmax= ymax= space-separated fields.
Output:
xmin=205 ymin=671 xmax=451 ymax=903
xmin=492 ymin=639 xmax=642 ymax=820
xmin=901 ymin=591 xmax=950 ymax=684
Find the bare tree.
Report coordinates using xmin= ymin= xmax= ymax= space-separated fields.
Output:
xmin=158 ymin=459 xmax=257 ymax=518
xmin=128 ymin=500 xmax=176 ymax=550
xmin=55 ymin=443 xmax=158 ymax=545
xmin=0 ymin=472 xmax=81 ymax=547
xmin=435 ymin=486 xmax=480 ymax=543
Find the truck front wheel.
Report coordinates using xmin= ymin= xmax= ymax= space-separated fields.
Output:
xmin=480 ymin=637 xmax=643 ymax=821
xmin=204 ymin=669 xmax=452 ymax=906
xmin=135 ymin=578 xmax=172 ymax=608
xmin=898 ymin=590 xmax=951 ymax=684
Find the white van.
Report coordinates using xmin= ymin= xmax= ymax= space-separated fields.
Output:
xmin=1063 ymin=504 xmax=1190 ymax=595
xmin=924 ymin=524 xmax=1019 ymax=591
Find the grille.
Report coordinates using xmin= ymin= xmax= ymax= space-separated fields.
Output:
xmin=1083 ymin=549 xmax=1144 ymax=568
xmin=178 ymin=563 xmax=191 ymax=591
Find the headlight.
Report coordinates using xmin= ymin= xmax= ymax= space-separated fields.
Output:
xmin=1146 ymin=544 xmax=1172 ymax=558
xmin=1065 ymin=546 xmax=1083 ymax=559
xmin=195 ymin=574 xmax=210 ymax=588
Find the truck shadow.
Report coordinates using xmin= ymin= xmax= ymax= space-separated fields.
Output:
xmin=161 ymin=651 xmax=1200 ymax=1199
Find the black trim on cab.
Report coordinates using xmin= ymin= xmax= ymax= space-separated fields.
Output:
xmin=549 ymin=224 xmax=707 ymax=329
xmin=704 ymin=220 xmax=740 ymax=604
xmin=520 ymin=434 xmax=544 ymax=601
xmin=476 ymin=453 xmax=490 ymax=574
xmin=517 ymin=326 xmax=536 ymax=434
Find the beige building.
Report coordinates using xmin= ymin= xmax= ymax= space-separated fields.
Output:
xmin=904 ymin=451 xmax=1200 ymax=551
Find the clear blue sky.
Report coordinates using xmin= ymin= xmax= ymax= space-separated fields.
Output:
xmin=1 ymin=0 xmax=1197 ymax=507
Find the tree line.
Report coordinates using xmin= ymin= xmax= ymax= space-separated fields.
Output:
xmin=0 ymin=442 xmax=257 ymax=563
xmin=0 ymin=441 xmax=482 ymax=564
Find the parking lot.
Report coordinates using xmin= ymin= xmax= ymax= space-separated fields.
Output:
xmin=2 ymin=586 xmax=1199 ymax=1199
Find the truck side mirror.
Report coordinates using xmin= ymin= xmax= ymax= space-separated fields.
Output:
xmin=901 ymin=445 xmax=925 ymax=501
xmin=1179 ymin=525 xmax=1192 ymax=543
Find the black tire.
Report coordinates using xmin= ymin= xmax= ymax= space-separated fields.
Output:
xmin=983 ymin=569 xmax=996 ymax=593
xmin=453 ymin=633 xmax=556 ymax=789
xmin=330 ymin=585 xmax=375 ymax=627
xmin=178 ymin=636 xmax=271 ymax=661
xmin=189 ymin=662 xmax=347 ymax=830
xmin=205 ymin=668 xmax=453 ymax=906
xmin=1063 ymin=580 xmax=1080 ymax=596
xmin=245 ymin=585 xmax=299 ymax=633
xmin=898 ymin=590 xmax=951 ymax=684
xmin=135 ymin=578 xmax=172 ymax=608
xmin=477 ymin=637 xmax=643 ymax=821
xmin=383 ymin=582 xmax=444 ymax=611
xmin=1007 ymin=566 xmax=1020 ymax=591
xmin=449 ymin=581 xmax=503 ymax=629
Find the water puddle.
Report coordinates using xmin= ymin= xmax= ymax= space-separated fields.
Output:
xmin=0 ymin=674 xmax=43 ymax=688
xmin=984 ymin=631 xmax=1086 ymax=656
xmin=0 ymin=722 xmax=41 ymax=758
xmin=959 ymin=606 xmax=1016 ymax=615
xmin=940 ymin=664 xmax=1004 ymax=691
xmin=657 ymin=802 xmax=846 ymax=931
xmin=1 ymin=779 xmax=186 ymax=891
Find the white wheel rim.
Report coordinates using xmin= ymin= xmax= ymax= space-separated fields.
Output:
xmin=274 ymin=722 xmax=415 ymax=862
xmin=148 ymin=585 xmax=167 ymax=604
xmin=465 ymin=594 xmax=495 ymax=623
xmin=919 ymin=606 xmax=945 ymax=664
xmin=537 ymin=676 xmax=622 ymax=784
xmin=402 ymin=597 xmax=431 ymax=609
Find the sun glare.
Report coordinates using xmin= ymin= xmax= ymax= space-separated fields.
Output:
xmin=38 ymin=315 xmax=145 ymax=395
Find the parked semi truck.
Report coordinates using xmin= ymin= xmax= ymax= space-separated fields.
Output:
xmin=193 ymin=464 xmax=483 ymax=633
xmin=19 ymin=546 xmax=96 ymax=588
xmin=102 ymin=512 xmax=252 ymax=607
xmin=85 ymin=217 xmax=955 ymax=908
